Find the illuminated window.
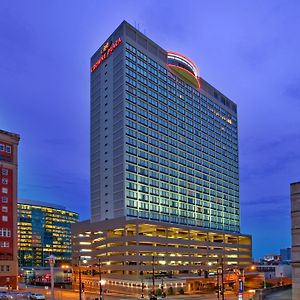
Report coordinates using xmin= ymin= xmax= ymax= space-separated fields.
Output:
xmin=0 ymin=228 xmax=11 ymax=237
xmin=2 ymin=188 xmax=8 ymax=194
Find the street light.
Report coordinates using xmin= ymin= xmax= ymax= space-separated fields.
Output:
xmin=160 ymin=259 xmax=166 ymax=298
xmin=152 ymin=256 xmax=155 ymax=296
xmin=216 ymin=258 xmax=224 ymax=300
xmin=46 ymin=255 xmax=56 ymax=300
xmin=78 ymin=257 xmax=87 ymax=300
xmin=98 ymin=259 xmax=103 ymax=300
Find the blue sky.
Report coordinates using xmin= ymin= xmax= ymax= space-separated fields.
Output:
xmin=1 ymin=0 xmax=299 ymax=258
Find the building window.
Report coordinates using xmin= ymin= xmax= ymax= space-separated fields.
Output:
xmin=2 ymin=216 xmax=8 ymax=222
xmin=0 ymin=144 xmax=4 ymax=151
xmin=0 ymin=228 xmax=11 ymax=237
xmin=1 ymin=197 xmax=8 ymax=203
xmin=2 ymin=188 xmax=8 ymax=194
xmin=2 ymin=178 xmax=8 ymax=185
xmin=0 ymin=265 xmax=10 ymax=272
xmin=1 ymin=169 xmax=8 ymax=176
xmin=2 ymin=206 xmax=8 ymax=213
xmin=0 ymin=241 xmax=9 ymax=248
xmin=5 ymin=146 xmax=11 ymax=153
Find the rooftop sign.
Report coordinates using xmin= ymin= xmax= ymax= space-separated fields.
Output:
xmin=91 ymin=37 xmax=122 ymax=73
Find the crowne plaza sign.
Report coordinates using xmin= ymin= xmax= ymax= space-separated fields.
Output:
xmin=91 ymin=37 xmax=122 ymax=73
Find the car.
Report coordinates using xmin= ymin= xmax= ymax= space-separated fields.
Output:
xmin=149 ymin=295 xmax=157 ymax=300
xmin=0 ymin=292 xmax=13 ymax=300
xmin=30 ymin=293 xmax=46 ymax=300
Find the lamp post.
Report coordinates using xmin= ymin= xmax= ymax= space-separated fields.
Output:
xmin=216 ymin=257 xmax=224 ymax=300
xmin=216 ymin=267 xmax=221 ymax=300
xmin=152 ymin=256 xmax=155 ymax=296
xmin=98 ymin=259 xmax=103 ymax=300
xmin=78 ymin=257 xmax=87 ymax=300
xmin=46 ymin=255 xmax=55 ymax=300
xmin=161 ymin=277 xmax=164 ymax=298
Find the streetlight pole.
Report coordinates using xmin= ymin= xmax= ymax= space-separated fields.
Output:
xmin=78 ymin=259 xmax=82 ymax=300
xmin=78 ymin=257 xmax=87 ymax=300
xmin=217 ymin=267 xmax=220 ymax=300
xmin=220 ymin=257 xmax=224 ymax=300
xmin=98 ymin=258 xmax=103 ymax=300
xmin=152 ymin=256 xmax=155 ymax=295
xmin=46 ymin=255 xmax=55 ymax=300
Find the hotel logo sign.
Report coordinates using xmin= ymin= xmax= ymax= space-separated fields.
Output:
xmin=91 ymin=37 xmax=122 ymax=73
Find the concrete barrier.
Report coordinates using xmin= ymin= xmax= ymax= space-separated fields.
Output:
xmin=253 ymin=284 xmax=292 ymax=300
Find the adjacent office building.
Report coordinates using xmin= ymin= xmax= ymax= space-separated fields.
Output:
xmin=18 ymin=199 xmax=78 ymax=267
xmin=280 ymin=248 xmax=291 ymax=264
xmin=0 ymin=130 xmax=20 ymax=289
xmin=72 ymin=21 xmax=252 ymax=293
xmin=291 ymin=182 xmax=300 ymax=300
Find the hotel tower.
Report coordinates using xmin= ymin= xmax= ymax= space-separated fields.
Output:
xmin=72 ymin=21 xmax=252 ymax=294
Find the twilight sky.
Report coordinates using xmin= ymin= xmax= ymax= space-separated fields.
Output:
xmin=1 ymin=1 xmax=299 ymax=258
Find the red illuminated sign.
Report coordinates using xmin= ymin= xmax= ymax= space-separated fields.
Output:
xmin=91 ymin=37 xmax=122 ymax=73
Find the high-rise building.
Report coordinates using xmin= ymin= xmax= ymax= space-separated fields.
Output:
xmin=90 ymin=21 xmax=239 ymax=233
xmin=18 ymin=199 xmax=78 ymax=267
xmin=73 ymin=21 xmax=251 ymax=294
xmin=0 ymin=129 xmax=20 ymax=289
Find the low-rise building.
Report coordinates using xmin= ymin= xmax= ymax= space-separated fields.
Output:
xmin=0 ymin=129 xmax=20 ymax=289
xmin=72 ymin=217 xmax=252 ymax=294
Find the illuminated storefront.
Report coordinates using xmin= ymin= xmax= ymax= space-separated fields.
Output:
xmin=18 ymin=199 xmax=78 ymax=267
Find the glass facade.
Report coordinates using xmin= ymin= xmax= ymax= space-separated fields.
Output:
xmin=18 ymin=200 xmax=78 ymax=267
xmin=124 ymin=43 xmax=239 ymax=233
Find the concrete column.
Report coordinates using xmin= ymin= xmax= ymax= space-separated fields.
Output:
xmin=291 ymin=182 xmax=300 ymax=300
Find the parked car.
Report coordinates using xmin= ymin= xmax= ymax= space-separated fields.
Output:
xmin=0 ymin=292 xmax=13 ymax=299
xmin=30 ymin=293 xmax=46 ymax=300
